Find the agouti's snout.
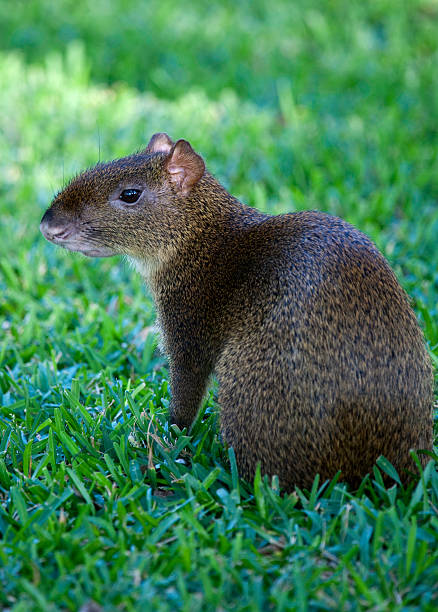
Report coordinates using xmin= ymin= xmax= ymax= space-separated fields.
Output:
xmin=40 ymin=208 xmax=74 ymax=243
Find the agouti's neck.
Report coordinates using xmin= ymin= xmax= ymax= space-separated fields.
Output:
xmin=189 ymin=173 xmax=267 ymax=227
xmin=133 ymin=174 xmax=268 ymax=285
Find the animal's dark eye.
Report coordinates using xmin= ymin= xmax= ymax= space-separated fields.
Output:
xmin=120 ymin=189 xmax=142 ymax=204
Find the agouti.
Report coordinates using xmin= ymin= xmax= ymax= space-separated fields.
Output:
xmin=40 ymin=132 xmax=434 ymax=490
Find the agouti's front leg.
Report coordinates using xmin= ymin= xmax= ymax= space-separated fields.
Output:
xmin=168 ymin=359 xmax=210 ymax=431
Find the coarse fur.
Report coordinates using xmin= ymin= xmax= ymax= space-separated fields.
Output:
xmin=40 ymin=133 xmax=434 ymax=490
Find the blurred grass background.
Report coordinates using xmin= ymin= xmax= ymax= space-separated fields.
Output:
xmin=1 ymin=0 xmax=438 ymax=309
xmin=1 ymin=1 xmax=438 ymax=610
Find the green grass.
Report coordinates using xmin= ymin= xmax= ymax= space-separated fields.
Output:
xmin=1 ymin=0 xmax=438 ymax=609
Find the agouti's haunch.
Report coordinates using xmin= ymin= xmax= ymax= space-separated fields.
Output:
xmin=40 ymin=133 xmax=434 ymax=489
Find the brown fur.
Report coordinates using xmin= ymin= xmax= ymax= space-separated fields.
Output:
xmin=40 ymin=133 xmax=434 ymax=490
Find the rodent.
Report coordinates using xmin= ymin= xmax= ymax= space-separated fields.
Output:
xmin=40 ymin=132 xmax=434 ymax=490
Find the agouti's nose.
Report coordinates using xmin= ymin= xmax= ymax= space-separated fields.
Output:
xmin=40 ymin=223 xmax=73 ymax=241
xmin=40 ymin=209 xmax=73 ymax=241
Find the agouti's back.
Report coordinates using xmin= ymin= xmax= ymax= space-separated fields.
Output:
xmin=40 ymin=133 xmax=434 ymax=490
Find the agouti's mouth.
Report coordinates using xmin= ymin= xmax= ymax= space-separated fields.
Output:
xmin=75 ymin=246 xmax=116 ymax=258
xmin=40 ymin=220 xmax=116 ymax=258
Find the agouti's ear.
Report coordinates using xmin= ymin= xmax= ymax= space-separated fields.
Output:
xmin=145 ymin=132 xmax=174 ymax=154
xmin=166 ymin=139 xmax=205 ymax=196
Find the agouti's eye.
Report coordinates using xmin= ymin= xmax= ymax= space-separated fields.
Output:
xmin=120 ymin=189 xmax=142 ymax=204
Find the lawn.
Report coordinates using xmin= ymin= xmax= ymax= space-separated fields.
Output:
xmin=1 ymin=1 xmax=438 ymax=609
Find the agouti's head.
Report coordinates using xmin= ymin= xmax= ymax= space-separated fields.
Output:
xmin=40 ymin=133 xmax=206 ymax=261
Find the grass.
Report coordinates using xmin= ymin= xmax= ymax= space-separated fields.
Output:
xmin=1 ymin=0 xmax=438 ymax=609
